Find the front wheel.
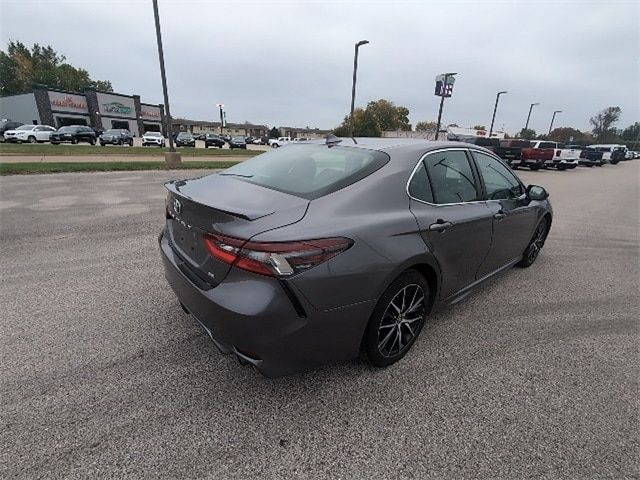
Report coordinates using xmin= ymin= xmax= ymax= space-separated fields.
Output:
xmin=71 ymin=138 xmax=78 ymax=145
xmin=28 ymin=136 xmax=37 ymax=144
xmin=517 ymin=217 xmax=549 ymax=268
xmin=362 ymin=270 xmax=429 ymax=367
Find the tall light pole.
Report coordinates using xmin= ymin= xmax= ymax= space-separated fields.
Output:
xmin=524 ymin=102 xmax=540 ymax=134
xmin=152 ymin=0 xmax=175 ymax=154
xmin=350 ymin=40 xmax=369 ymax=138
xmin=489 ymin=91 xmax=507 ymax=138
xmin=435 ymin=72 xmax=457 ymax=140
xmin=549 ymin=110 xmax=562 ymax=135
xmin=217 ymin=103 xmax=224 ymax=135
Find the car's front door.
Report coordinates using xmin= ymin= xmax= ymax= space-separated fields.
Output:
xmin=408 ymin=148 xmax=494 ymax=300
xmin=471 ymin=150 xmax=538 ymax=278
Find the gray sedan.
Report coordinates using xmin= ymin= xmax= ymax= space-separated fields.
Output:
xmin=159 ymin=138 xmax=552 ymax=376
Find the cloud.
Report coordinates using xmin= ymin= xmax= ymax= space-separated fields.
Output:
xmin=1 ymin=0 xmax=638 ymax=134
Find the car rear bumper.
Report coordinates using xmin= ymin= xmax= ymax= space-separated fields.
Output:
xmin=159 ymin=230 xmax=374 ymax=377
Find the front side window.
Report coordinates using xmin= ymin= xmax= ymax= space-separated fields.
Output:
xmin=423 ymin=150 xmax=478 ymax=204
xmin=473 ymin=152 xmax=523 ymax=200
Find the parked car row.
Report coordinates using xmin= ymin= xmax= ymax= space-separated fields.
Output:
xmin=463 ymin=137 xmax=638 ymax=170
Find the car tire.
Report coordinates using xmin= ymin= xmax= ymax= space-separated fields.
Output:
xmin=204 ymin=144 xmax=208 ymax=148
xmin=28 ymin=136 xmax=37 ymax=144
xmin=100 ymin=142 xmax=105 ymax=146
xmin=71 ymin=138 xmax=78 ymax=145
xmin=129 ymin=140 xmax=133 ymax=146
xmin=89 ymin=138 xmax=96 ymax=145
xmin=517 ymin=216 xmax=549 ymax=268
xmin=361 ymin=270 xmax=429 ymax=368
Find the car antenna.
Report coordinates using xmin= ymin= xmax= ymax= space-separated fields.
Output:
xmin=324 ymin=134 xmax=343 ymax=147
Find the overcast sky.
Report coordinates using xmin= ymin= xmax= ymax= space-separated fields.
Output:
xmin=1 ymin=0 xmax=638 ymax=134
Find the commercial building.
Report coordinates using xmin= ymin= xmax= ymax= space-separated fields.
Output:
xmin=172 ymin=118 xmax=269 ymax=138
xmin=279 ymin=126 xmax=332 ymax=139
xmin=0 ymin=85 xmax=165 ymax=136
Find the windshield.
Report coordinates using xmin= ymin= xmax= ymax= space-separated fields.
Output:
xmin=177 ymin=133 xmax=192 ymax=138
xmin=220 ymin=144 xmax=389 ymax=200
xmin=231 ymin=136 xmax=245 ymax=142
xmin=57 ymin=126 xmax=77 ymax=133
xmin=144 ymin=132 xmax=161 ymax=137
xmin=16 ymin=125 xmax=35 ymax=131
xmin=104 ymin=129 xmax=120 ymax=135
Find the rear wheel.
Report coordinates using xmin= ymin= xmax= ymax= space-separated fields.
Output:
xmin=89 ymin=138 xmax=96 ymax=145
xmin=362 ymin=271 xmax=429 ymax=367
xmin=71 ymin=138 xmax=78 ymax=145
xmin=530 ymin=165 xmax=539 ymax=171
xmin=517 ymin=217 xmax=549 ymax=268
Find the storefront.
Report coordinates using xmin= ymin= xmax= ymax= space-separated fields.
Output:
xmin=140 ymin=104 xmax=163 ymax=133
xmin=94 ymin=92 xmax=139 ymax=136
xmin=47 ymin=91 xmax=92 ymax=127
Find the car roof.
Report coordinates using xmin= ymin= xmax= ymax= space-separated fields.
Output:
xmin=305 ymin=137 xmax=478 ymax=154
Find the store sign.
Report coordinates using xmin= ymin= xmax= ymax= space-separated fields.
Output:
xmin=434 ymin=74 xmax=456 ymax=98
xmin=48 ymin=92 xmax=88 ymax=113
xmin=141 ymin=105 xmax=161 ymax=120
xmin=97 ymin=93 xmax=135 ymax=118
xmin=102 ymin=102 xmax=132 ymax=115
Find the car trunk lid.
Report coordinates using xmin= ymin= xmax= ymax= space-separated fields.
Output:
xmin=164 ymin=174 xmax=309 ymax=287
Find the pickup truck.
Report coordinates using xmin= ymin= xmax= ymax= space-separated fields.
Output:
xmin=548 ymin=142 xmax=579 ymax=170
xmin=588 ymin=144 xmax=626 ymax=164
xmin=520 ymin=141 xmax=556 ymax=170
xmin=495 ymin=139 xmax=531 ymax=166
xmin=578 ymin=147 xmax=605 ymax=167
xmin=268 ymin=136 xmax=292 ymax=148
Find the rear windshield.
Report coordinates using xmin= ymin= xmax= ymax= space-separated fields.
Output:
xmin=220 ymin=144 xmax=390 ymax=200
xmin=57 ymin=126 xmax=78 ymax=133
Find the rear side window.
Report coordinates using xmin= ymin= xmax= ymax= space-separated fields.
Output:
xmin=408 ymin=161 xmax=433 ymax=203
xmin=220 ymin=144 xmax=389 ymax=200
xmin=423 ymin=150 xmax=478 ymax=204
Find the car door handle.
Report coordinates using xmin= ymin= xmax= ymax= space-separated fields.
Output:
xmin=429 ymin=221 xmax=452 ymax=232
xmin=494 ymin=211 xmax=506 ymax=220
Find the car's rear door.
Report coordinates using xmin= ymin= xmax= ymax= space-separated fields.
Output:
xmin=470 ymin=150 xmax=538 ymax=277
xmin=408 ymin=148 xmax=494 ymax=300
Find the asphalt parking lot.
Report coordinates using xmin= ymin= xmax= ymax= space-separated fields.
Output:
xmin=1 ymin=162 xmax=638 ymax=478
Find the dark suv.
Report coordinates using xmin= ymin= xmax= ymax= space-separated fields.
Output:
xmin=204 ymin=133 xmax=225 ymax=148
xmin=50 ymin=125 xmax=97 ymax=145
xmin=100 ymin=129 xmax=134 ymax=146
xmin=229 ymin=136 xmax=247 ymax=149
xmin=175 ymin=132 xmax=196 ymax=147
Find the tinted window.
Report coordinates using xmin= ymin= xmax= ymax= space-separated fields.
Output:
xmin=474 ymin=138 xmax=499 ymax=147
xmin=473 ymin=152 xmax=523 ymax=200
xmin=538 ymin=142 xmax=556 ymax=149
xmin=58 ymin=126 xmax=78 ymax=133
xmin=221 ymin=144 xmax=389 ymax=200
xmin=424 ymin=150 xmax=478 ymax=204
xmin=408 ymin=161 xmax=433 ymax=203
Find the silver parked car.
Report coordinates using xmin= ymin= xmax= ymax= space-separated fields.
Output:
xmin=160 ymin=138 xmax=552 ymax=377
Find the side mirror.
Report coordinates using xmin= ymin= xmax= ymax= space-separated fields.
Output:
xmin=526 ymin=184 xmax=549 ymax=201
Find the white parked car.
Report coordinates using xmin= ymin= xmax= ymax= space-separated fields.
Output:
xmin=3 ymin=124 xmax=56 ymax=143
xmin=587 ymin=144 xmax=627 ymax=164
xmin=268 ymin=136 xmax=291 ymax=148
xmin=142 ymin=131 xmax=166 ymax=147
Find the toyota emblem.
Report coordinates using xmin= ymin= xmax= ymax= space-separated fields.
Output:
xmin=173 ymin=198 xmax=182 ymax=215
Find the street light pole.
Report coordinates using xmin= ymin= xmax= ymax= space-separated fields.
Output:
xmin=152 ymin=0 xmax=175 ymax=153
xmin=549 ymin=110 xmax=562 ymax=135
xmin=524 ymin=102 xmax=540 ymax=134
xmin=489 ymin=91 xmax=507 ymax=138
xmin=350 ymin=40 xmax=369 ymax=138
xmin=435 ymin=72 xmax=457 ymax=141
xmin=217 ymin=104 xmax=224 ymax=135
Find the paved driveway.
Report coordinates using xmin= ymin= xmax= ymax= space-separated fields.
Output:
xmin=1 ymin=163 xmax=638 ymax=478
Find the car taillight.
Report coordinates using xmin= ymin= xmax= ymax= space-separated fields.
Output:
xmin=202 ymin=233 xmax=353 ymax=277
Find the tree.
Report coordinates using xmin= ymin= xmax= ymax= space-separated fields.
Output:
xmin=518 ymin=128 xmax=536 ymax=140
xmin=548 ymin=127 xmax=593 ymax=145
xmin=590 ymin=106 xmax=621 ymax=142
xmin=472 ymin=125 xmax=486 ymax=130
xmin=620 ymin=122 xmax=639 ymax=142
xmin=269 ymin=127 xmax=281 ymax=138
xmin=0 ymin=40 xmax=113 ymax=96
xmin=415 ymin=121 xmax=437 ymax=132
xmin=333 ymin=108 xmax=381 ymax=137
xmin=364 ymin=99 xmax=411 ymax=131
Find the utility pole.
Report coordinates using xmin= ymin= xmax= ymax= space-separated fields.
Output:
xmin=549 ymin=110 xmax=562 ymax=135
xmin=350 ymin=40 xmax=369 ymax=138
xmin=151 ymin=0 xmax=176 ymax=159
xmin=217 ymin=104 xmax=224 ymax=135
xmin=489 ymin=91 xmax=507 ymax=138
xmin=524 ymin=102 xmax=540 ymax=134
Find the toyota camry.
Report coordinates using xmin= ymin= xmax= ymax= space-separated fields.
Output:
xmin=159 ymin=137 xmax=552 ymax=377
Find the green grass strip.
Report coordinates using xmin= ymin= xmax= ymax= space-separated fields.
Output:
xmin=0 ymin=143 xmax=259 ymax=156
xmin=0 ymin=161 xmax=240 ymax=175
